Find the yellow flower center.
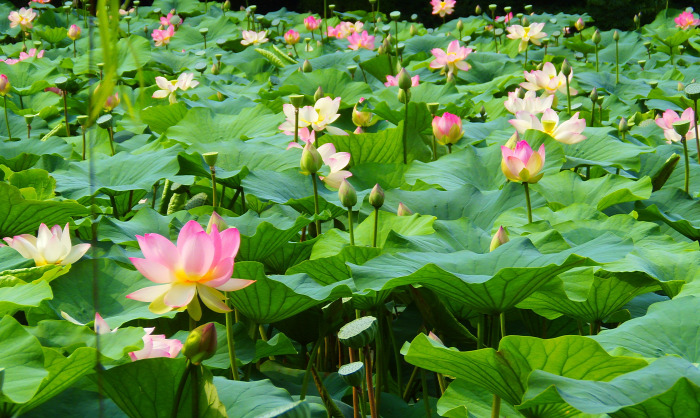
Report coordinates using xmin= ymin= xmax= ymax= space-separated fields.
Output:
xmin=440 ymin=1 xmax=446 ymax=7
xmin=542 ymin=119 xmax=556 ymax=134
xmin=175 ymin=268 xmax=210 ymax=284
xmin=523 ymin=27 xmax=531 ymax=39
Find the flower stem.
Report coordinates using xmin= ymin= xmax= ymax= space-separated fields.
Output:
xmin=294 ymin=107 xmax=299 ymax=143
xmin=301 ymin=336 xmax=323 ymax=400
xmin=210 ymin=166 xmax=217 ymax=208
xmin=348 ymin=207 xmax=355 ymax=245
xmin=682 ymin=139 xmax=690 ymax=194
xmin=225 ymin=295 xmax=240 ymax=380
xmin=191 ymin=364 xmax=200 ymax=418
xmin=524 ymin=43 xmax=528 ymax=67
xmin=171 ymin=360 xmax=192 ymax=418
xmin=364 ymin=345 xmax=378 ymax=418
xmin=372 ymin=207 xmax=379 ymax=247
xmin=693 ymin=99 xmax=699 ymax=165
xmin=311 ymin=174 xmax=321 ymax=235
xmin=490 ymin=313 xmax=503 ymax=418
xmin=420 ymin=368 xmax=431 ymax=417
xmin=595 ymin=45 xmax=599 ymax=72
xmin=615 ymin=39 xmax=619 ymax=84
xmin=477 ymin=314 xmax=485 ymax=349
xmin=523 ymin=182 xmax=533 ymax=223
xmin=402 ymin=99 xmax=409 ymax=164
xmin=4 ymin=95 xmax=12 ymax=140
xmin=591 ymin=101 xmax=596 ymax=127
xmin=107 ymin=126 xmax=115 ymax=156
xmin=565 ymin=76 xmax=572 ymax=116
xmin=81 ymin=125 xmax=87 ymax=160
xmin=447 ymin=144 xmax=452 ymax=154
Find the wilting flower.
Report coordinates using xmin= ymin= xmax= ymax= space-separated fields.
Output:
xmin=430 ymin=40 xmax=474 ymax=76
xmin=430 ymin=0 xmax=456 ymax=17
xmin=655 ymin=108 xmax=696 ymax=143
xmin=67 ymin=24 xmax=81 ymax=40
xmin=8 ymin=8 xmax=36 ymax=31
xmin=352 ymin=97 xmax=378 ymax=128
xmin=0 ymin=75 xmax=11 ymax=96
xmin=129 ymin=328 xmax=183 ymax=361
xmin=521 ymin=62 xmax=578 ymax=96
xmin=152 ymin=25 xmax=175 ymax=47
xmin=152 ymin=72 xmax=199 ymax=104
xmin=501 ymin=140 xmax=545 ymax=183
xmin=506 ymin=22 xmax=547 ymax=52
xmin=504 ymin=88 xmax=553 ymax=114
xmin=304 ymin=15 xmax=322 ymax=31
xmin=241 ymin=30 xmax=268 ymax=46
xmin=328 ymin=21 xmax=364 ymax=38
xmin=347 ymin=31 xmax=375 ymax=50
xmin=432 ymin=112 xmax=464 ymax=145
xmin=284 ymin=29 xmax=300 ymax=45
xmin=160 ymin=10 xmax=182 ymax=27
xmin=675 ymin=11 xmax=700 ymax=30
xmin=279 ymin=97 xmax=347 ymax=135
xmin=126 ymin=220 xmax=255 ymax=320
xmin=510 ymin=108 xmax=587 ymax=144
xmin=3 ymin=223 xmax=90 ymax=267
xmin=385 ymin=74 xmax=420 ymax=88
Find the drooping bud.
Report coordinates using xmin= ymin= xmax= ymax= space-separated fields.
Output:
xmin=592 ymin=29 xmax=601 ymax=45
xmin=290 ymin=94 xmax=305 ymax=108
xmin=369 ymin=184 xmax=384 ymax=208
xmin=207 ymin=212 xmax=227 ymax=234
xmin=313 ymin=86 xmax=324 ymax=102
xmin=300 ymin=142 xmax=323 ymax=175
xmin=574 ymin=17 xmax=584 ymax=32
xmin=202 ymin=151 xmax=218 ymax=167
xmin=489 ymin=226 xmax=509 ymax=251
xmin=302 ymin=59 xmax=312 ymax=72
xmin=183 ymin=323 xmax=217 ymax=365
xmin=338 ymin=179 xmax=357 ymax=208
xmin=561 ymin=59 xmax=572 ymax=76
xmin=397 ymin=68 xmax=413 ymax=91
xmin=397 ymin=202 xmax=412 ymax=216
xmin=672 ymin=120 xmax=691 ymax=138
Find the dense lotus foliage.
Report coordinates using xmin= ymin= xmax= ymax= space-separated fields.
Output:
xmin=0 ymin=0 xmax=699 ymax=417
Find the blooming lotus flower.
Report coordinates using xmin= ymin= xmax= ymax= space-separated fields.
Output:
xmin=506 ymin=22 xmax=547 ymax=52
xmin=67 ymin=24 xmax=81 ymax=40
xmin=129 ymin=328 xmax=183 ymax=361
xmin=241 ymin=30 xmax=268 ymax=46
xmin=510 ymin=109 xmax=587 ymax=144
xmin=328 ymin=21 xmax=364 ymax=38
xmin=278 ymin=97 xmax=347 ymax=135
xmin=430 ymin=0 xmax=456 ymax=17
xmin=675 ymin=11 xmax=700 ymax=30
xmin=385 ymin=74 xmax=420 ymax=88
xmin=285 ymin=127 xmax=317 ymax=149
xmin=504 ymin=88 xmax=553 ymax=115
xmin=160 ymin=10 xmax=182 ymax=27
xmin=30 ymin=0 xmax=50 ymax=4
xmin=501 ymin=140 xmax=546 ymax=183
xmin=520 ymin=62 xmax=578 ymax=96
xmin=119 ymin=8 xmax=136 ymax=16
xmin=304 ymin=15 xmax=322 ymax=31
xmin=152 ymin=72 xmax=199 ymax=104
xmin=0 ymin=75 xmax=11 ymax=96
xmin=430 ymin=40 xmax=474 ymax=76
xmin=352 ymin=97 xmax=378 ymax=128
xmin=432 ymin=112 xmax=463 ymax=145
xmin=347 ymin=31 xmax=375 ymax=50
xmin=152 ymin=25 xmax=175 ymax=47
xmin=8 ymin=8 xmax=36 ymax=31
xmin=284 ymin=29 xmax=300 ymax=45
xmin=126 ymin=220 xmax=255 ymax=320
xmin=3 ymin=223 xmax=90 ymax=267
xmin=655 ymin=108 xmax=696 ymax=143
xmin=317 ymin=143 xmax=352 ymax=188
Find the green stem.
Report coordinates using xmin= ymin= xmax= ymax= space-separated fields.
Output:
xmin=500 ymin=312 xmax=506 ymax=339
xmin=311 ymin=174 xmax=321 ymax=235
xmin=615 ymin=40 xmax=619 ymax=84
xmin=210 ymin=167 xmax=217 ymax=208
xmin=693 ymin=99 xmax=699 ymax=165
xmin=348 ymin=207 xmax=355 ymax=245
xmin=191 ymin=364 xmax=200 ymax=418
xmin=294 ymin=107 xmax=299 ymax=143
xmin=81 ymin=125 xmax=87 ymax=160
xmin=365 ymin=346 xmax=378 ymax=418
xmin=420 ymin=369 xmax=431 ymax=417
xmin=385 ymin=311 xmax=402 ymax=396
xmin=565 ymin=76 xmax=572 ymax=115
xmin=432 ymin=134 xmax=437 ymax=161
xmin=375 ymin=310 xmax=386 ymax=413
xmin=372 ymin=208 xmax=379 ymax=247
xmin=477 ymin=314 xmax=485 ymax=349
xmin=402 ymin=97 xmax=409 ymax=164
xmin=225 ymin=296 xmax=240 ymax=380
xmin=241 ymin=187 xmax=246 ymax=212
xmin=523 ymin=182 xmax=533 ymax=223
xmin=107 ymin=126 xmax=115 ymax=156
xmin=524 ymin=43 xmax=528 ymax=66
xmin=109 ymin=195 xmax=120 ymax=220
xmin=490 ymin=313 xmax=502 ymax=417
xmin=491 ymin=394 xmax=501 ymax=418
xmin=171 ymin=360 xmax=192 ymax=418
xmin=4 ymin=95 xmax=11 ymax=140
xmin=447 ymin=144 xmax=452 ymax=154
xmin=152 ymin=181 xmax=159 ymax=210
xmin=591 ymin=102 xmax=595 ymax=127
xmin=403 ymin=366 xmax=419 ymax=401
xmin=595 ymin=45 xmax=599 ymax=72
xmin=682 ymin=139 xmax=690 ymax=194
xmin=300 ymin=336 xmax=323 ymax=400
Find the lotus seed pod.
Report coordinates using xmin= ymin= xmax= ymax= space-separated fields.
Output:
xmin=426 ymin=102 xmax=439 ymax=115
xmin=390 ymin=11 xmax=400 ymax=21
xmin=96 ymin=114 xmax=112 ymax=129
xmin=338 ymin=179 xmax=357 ymax=208
xmin=673 ymin=120 xmax=690 ymax=137
xmin=524 ymin=4 xmax=533 ymax=13
xmin=684 ymin=83 xmax=700 ymax=101
xmin=338 ymin=362 xmax=365 ymax=388
xmin=199 ymin=28 xmax=209 ymax=37
xmin=369 ymin=184 xmax=384 ymax=208
xmin=24 ymin=114 xmax=35 ymax=125
xmin=338 ymin=316 xmax=378 ymax=349
xmin=489 ymin=226 xmax=509 ymax=251
xmin=202 ymin=151 xmax=218 ymax=167
xmin=503 ymin=6 xmax=512 ymax=14
xmin=290 ymin=94 xmax=305 ymax=108
xmin=185 ymin=193 xmax=209 ymax=210
xmin=183 ymin=323 xmax=217 ymax=365
xmin=488 ymin=4 xmax=497 ymax=12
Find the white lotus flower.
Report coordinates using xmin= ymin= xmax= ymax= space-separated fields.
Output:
xmin=510 ymin=108 xmax=587 ymax=144
xmin=504 ymin=88 xmax=554 ymax=115
xmin=152 ymin=72 xmax=199 ymax=104
xmin=3 ymin=223 xmax=90 ymax=266
xmin=279 ymin=97 xmax=347 ymax=135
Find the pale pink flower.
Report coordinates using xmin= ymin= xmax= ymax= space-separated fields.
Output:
xmin=504 ymin=88 xmax=553 ymax=115
xmin=60 ymin=312 xmax=119 ymax=334
xmin=126 ymin=220 xmax=255 ymax=320
xmin=347 ymin=31 xmax=375 ymax=50
xmin=304 ymin=15 xmax=322 ymax=31
xmin=430 ymin=0 xmax=456 ymax=17
xmin=3 ymin=223 xmax=90 ymax=267
xmin=655 ymin=108 xmax=696 ymax=143
xmin=385 ymin=74 xmax=420 ymax=88
xmin=119 ymin=8 xmax=135 ymax=16
xmin=284 ymin=29 xmax=300 ymax=45
xmin=152 ymin=72 xmax=199 ymax=104
xmin=104 ymin=93 xmax=120 ymax=112
xmin=67 ymin=24 xmax=81 ymax=40
xmin=317 ymin=143 xmax=352 ymax=188
xmin=285 ymin=127 xmax=317 ymax=149
xmin=501 ymin=140 xmax=546 ymax=183
xmin=430 ymin=40 xmax=473 ymax=75
xmin=510 ymin=108 xmax=587 ymax=144
xmin=8 ymin=8 xmax=36 ymax=30
xmin=241 ymin=30 xmax=268 ymax=46
xmin=520 ymin=62 xmax=578 ymax=96
xmin=506 ymin=22 xmax=547 ymax=52
xmin=160 ymin=10 xmax=182 ymax=27
xmin=432 ymin=112 xmax=463 ymax=145
xmin=152 ymin=25 xmax=175 ymax=47
xmin=4 ymin=47 xmax=44 ymax=65
xmin=675 ymin=11 xmax=700 ymax=30
xmin=0 ymin=75 xmax=10 ymax=96
xmin=129 ymin=327 xmax=183 ymax=361
xmin=279 ymin=97 xmax=347 ymax=135
xmin=328 ymin=21 xmax=364 ymax=39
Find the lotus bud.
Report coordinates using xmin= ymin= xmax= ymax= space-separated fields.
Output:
xmin=521 ymin=16 xmax=529 ymax=26
xmin=589 ymin=88 xmax=598 ymax=103
xmin=475 ymin=5 xmax=482 ymax=15
xmin=0 ymin=75 xmax=10 ymax=96
xmin=673 ymin=120 xmax=691 ymax=138
xmin=382 ymin=38 xmax=391 ymax=52
xmin=211 ymin=63 xmax=220 ymax=75
xmin=390 ymin=11 xmax=401 ymax=21
xmin=397 ymin=88 xmax=410 ymax=104
xmin=397 ymin=68 xmax=413 ymax=91
xmin=222 ymin=0 xmax=230 ymax=11
xmin=104 ymin=93 xmax=120 ymax=112
xmin=574 ymin=17 xmax=584 ymax=32
xmin=352 ymin=97 xmax=375 ymax=127
xmin=678 ymin=82 xmax=684 ymax=92
xmin=633 ymin=14 xmax=639 ymax=26
xmin=338 ymin=179 xmax=357 ymax=208
xmin=183 ymin=323 xmax=217 ymax=365
xmin=313 ymin=86 xmax=324 ymax=102
xmin=480 ymin=105 xmax=486 ymax=117
xmin=618 ymin=117 xmax=628 ymax=133
xmin=410 ymin=24 xmax=417 ymax=36
xmin=592 ymin=29 xmax=601 ymax=45
xmin=456 ymin=20 xmax=464 ymax=31
xmin=300 ymin=142 xmax=323 ymax=175
xmin=524 ymin=4 xmax=533 ymax=13
xmin=426 ymin=102 xmax=439 ymax=115
xmin=612 ymin=30 xmax=619 ymax=42
xmin=369 ymin=184 xmax=384 ymax=208
xmin=67 ymin=24 xmax=81 ymax=40
xmin=206 ymin=212 xmax=227 ymax=234
xmin=489 ymin=226 xmax=509 ymax=251
xmin=290 ymin=94 xmax=304 ymax=108
xmin=561 ymin=59 xmax=572 ymax=76
xmin=202 ymin=151 xmax=218 ymax=167
xmin=377 ymin=45 xmax=385 ymax=54
xmin=302 ymin=59 xmax=312 ymax=73
xmin=397 ymin=202 xmax=412 ymax=216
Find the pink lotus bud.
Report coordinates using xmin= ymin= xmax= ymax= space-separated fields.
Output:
xmin=432 ymin=113 xmax=463 ymax=146
xmin=304 ymin=15 xmax=321 ymax=31
xmin=500 ymin=140 xmax=545 ymax=184
xmin=183 ymin=322 xmax=217 ymax=365
xmin=104 ymin=93 xmax=119 ymax=112
xmin=397 ymin=202 xmax=413 ymax=216
xmin=284 ymin=29 xmax=300 ymax=45
xmin=0 ymin=74 xmax=10 ymax=96
xmin=67 ymin=24 xmax=81 ymax=40
xmin=489 ymin=226 xmax=509 ymax=251
xmin=574 ymin=18 xmax=584 ymax=32
xmin=206 ymin=211 xmax=227 ymax=234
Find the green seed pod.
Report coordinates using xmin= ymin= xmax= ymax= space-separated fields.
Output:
xmin=54 ymin=76 xmax=68 ymax=90
xmin=96 ymin=114 xmax=112 ymax=129
xmin=183 ymin=323 xmax=217 ymax=365
xmin=504 ymin=6 xmax=512 ymax=13
xmin=685 ymin=83 xmax=700 ymax=101
xmin=338 ymin=362 xmax=365 ymax=387
xmin=338 ymin=179 xmax=357 ymax=208
xmin=185 ymin=193 xmax=208 ymax=210
xmin=167 ymin=193 xmax=187 ymax=215
xmin=390 ymin=11 xmax=401 ymax=21
xmin=369 ymin=184 xmax=384 ymax=208
xmin=202 ymin=151 xmax=218 ymax=167
xmin=426 ymin=102 xmax=439 ymax=115
xmin=488 ymin=4 xmax=497 ymax=12
xmin=338 ymin=316 xmax=378 ymax=349
xmin=672 ymin=120 xmax=690 ymax=137
xmin=524 ymin=4 xmax=533 ymax=13
xmin=290 ymin=94 xmax=305 ymax=109
xmin=24 ymin=114 xmax=35 ymax=125
xmin=199 ymin=28 xmax=209 ymax=37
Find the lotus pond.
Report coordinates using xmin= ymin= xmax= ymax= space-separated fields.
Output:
xmin=0 ymin=0 xmax=699 ymax=417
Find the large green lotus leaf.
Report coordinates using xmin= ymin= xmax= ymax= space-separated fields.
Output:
xmin=96 ymin=208 xmax=174 ymax=246
xmin=152 ymin=0 xmax=201 ymax=15
xmin=635 ymin=188 xmax=700 ymax=240
xmin=382 ymin=218 xmax=492 ymax=254
xmin=310 ymin=211 xmax=436 ymax=259
xmin=532 ymin=171 xmax=652 ymax=211
xmin=0 ymin=183 xmax=89 ymax=237
xmin=592 ymin=296 xmax=700 ymax=362
xmin=438 ymin=379 xmax=521 ymax=418
xmin=214 ymin=378 xmax=313 ymax=418
xmin=51 ymin=148 xmax=181 ymax=199
xmin=562 ymin=128 xmax=655 ymax=172
xmin=281 ymin=68 xmax=372 ymax=107
xmin=15 ymin=347 xmax=97 ymax=416
xmin=100 ymin=357 xmax=226 ymax=418
xmin=228 ymin=261 xmax=354 ymax=324
xmin=176 ymin=152 xmax=249 ymax=189
xmin=404 ymin=333 xmax=647 ymax=409
xmin=0 ymin=315 xmax=48 ymax=404
xmin=520 ymin=356 xmax=700 ymax=416
xmin=167 ymin=15 xmax=238 ymax=50
xmin=287 ymin=245 xmax=382 ymax=285
xmin=8 ymin=168 xmax=56 ymax=200
xmin=139 ymin=102 xmax=189 ymax=135
xmin=597 ymin=30 xmax=646 ymax=66
xmin=637 ymin=144 xmax=700 ymax=193
xmin=350 ymin=235 xmax=632 ymax=314
xmin=575 ymin=71 xmax=651 ymax=101
xmin=0 ymin=280 xmax=52 ymax=316
xmin=186 ymin=137 xmax=299 ymax=175
xmin=0 ymin=61 xmax=56 ymax=95
xmin=0 ymin=137 xmax=71 ymax=171
xmin=317 ymin=127 xmax=411 ymax=165
xmin=73 ymin=35 xmax=152 ymax=75
xmin=262 ymin=238 xmax=317 ymax=274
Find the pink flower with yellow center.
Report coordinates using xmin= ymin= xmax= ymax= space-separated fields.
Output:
xmin=129 ymin=327 xmax=183 ymax=361
xmin=432 ymin=112 xmax=463 ymax=145
xmin=385 ymin=74 xmax=420 ymax=88
xmin=501 ymin=140 xmax=545 ymax=183
xmin=126 ymin=220 xmax=255 ymax=320
xmin=520 ymin=62 xmax=578 ymax=96
xmin=8 ymin=8 xmax=36 ymax=31
xmin=241 ymin=30 xmax=268 ymax=46
xmin=430 ymin=40 xmax=474 ymax=75
xmin=506 ymin=22 xmax=547 ymax=52
xmin=504 ymin=88 xmax=553 ymax=115
xmin=430 ymin=0 xmax=456 ymax=17
xmin=510 ymin=108 xmax=587 ymax=144
xmin=655 ymin=108 xmax=696 ymax=143
xmin=3 ymin=223 xmax=90 ymax=267
xmin=675 ymin=11 xmax=700 ymax=30
xmin=152 ymin=25 xmax=175 ymax=47
xmin=160 ymin=10 xmax=182 ymax=27
xmin=284 ymin=29 xmax=300 ymax=45
xmin=328 ymin=21 xmax=364 ymax=39
xmin=304 ymin=15 xmax=322 ymax=31
xmin=347 ymin=31 xmax=375 ymax=50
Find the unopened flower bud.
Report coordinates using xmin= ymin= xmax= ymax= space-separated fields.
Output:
xmin=397 ymin=202 xmax=412 ymax=216
xmin=397 ymin=68 xmax=413 ymax=91
xmin=618 ymin=117 xmax=628 ymax=133
xmin=0 ymin=75 xmax=11 ymax=96
xmin=589 ymin=88 xmax=598 ymax=103
xmin=338 ymin=179 xmax=357 ymax=208
xmin=410 ymin=24 xmax=417 ymax=36
xmin=397 ymin=88 xmax=410 ymax=104
xmin=633 ymin=14 xmax=639 ymax=25
xmin=592 ymin=29 xmax=601 ymax=45
xmin=521 ymin=16 xmax=529 ymax=26
xmin=561 ymin=59 xmax=572 ymax=76
xmin=67 ymin=24 xmax=81 ymax=40
xmin=222 ymin=0 xmax=230 ymax=11
xmin=211 ymin=63 xmax=220 ymax=75
xmin=489 ymin=226 xmax=509 ymax=251
xmin=574 ymin=17 xmax=584 ymax=32
xmin=314 ymin=86 xmax=323 ymax=102
xmin=369 ymin=184 xmax=384 ymax=208
xmin=302 ymin=59 xmax=312 ymax=72
xmin=300 ymin=142 xmax=323 ymax=175
xmin=183 ymin=323 xmax=217 ymax=365
xmin=456 ymin=20 xmax=464 ymax=31
xmin=613 ymin=30 xmax=619 ymax=41
xmin=475 ymin=5 xmax=482 ymax=14
xmin=352 ymin=98 xmax=375 ymax=127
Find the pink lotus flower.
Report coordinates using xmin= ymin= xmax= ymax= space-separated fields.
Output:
xmin=129 ymin=327 xmax=183 ymax=361
xmin=8 ymin=8 xmax=36 ymax=31
xmin=285 ymin=127 xmax=316 ymax=149
xmin=675 ymin=11 xmax=700 ymax=30
xmin=328 ymin=21 xmax=364 ymax=39
xmin=520 ymin=62 xmax=578 ymax=96
xmin=510 ymin=108 xmax=587 ymax=144
xmin=497 ymin=12 xmax=513 ymax=24
xmin=152 ymin=25 xmax=175 ymax=47
xmin=347 ymin=31 xmax=375 ymax=50
xmin=3 ymin=223 xmax=90 ymax=267
xmin=430 ymin=0 xmax=456 ymax=17
xmin=504 ymin=88 xmax=553 ymax=115
xmin=29 ymin=0 xmax=50 ymax=4
xmin=160 ymin=10 xmax=182 ymax=27
xmin=501 ymin=140 xmax=545 ymax=183
xmin=2 ymin=47 xmax=44 ymax=65
xmin=284 ymin=29 xmax=300 ymax=45
xmin=152 ymin=72 xmax=199 ymax=104
xmin=432 ymin=112 xmax=463 ymax=145
xmin=126 ymin=220 xmax=255 ymax=320
xmin=104 ymin=92 xmax=120 ymax=112
xmin=67 ymin=24 xmax=81 ymax=40
xmin=506 ymin=22 xmax=547 ymax=52
xmin=655 ymin=108 xmax=696 ymax=143
xmin=385 ymin=74 xmax=420 ymax=88
xmin=430 ymin=40 xmax=474 ymax=76
xmin=304 ymin=15 xmax=322 ymax=31
xmin=574 ymin=17 xmax=585 ymax=32
xmin=278 ymin=97 xmax=347 ymax=136
xmin=241 ymin=30 xmax=268 ymax=46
